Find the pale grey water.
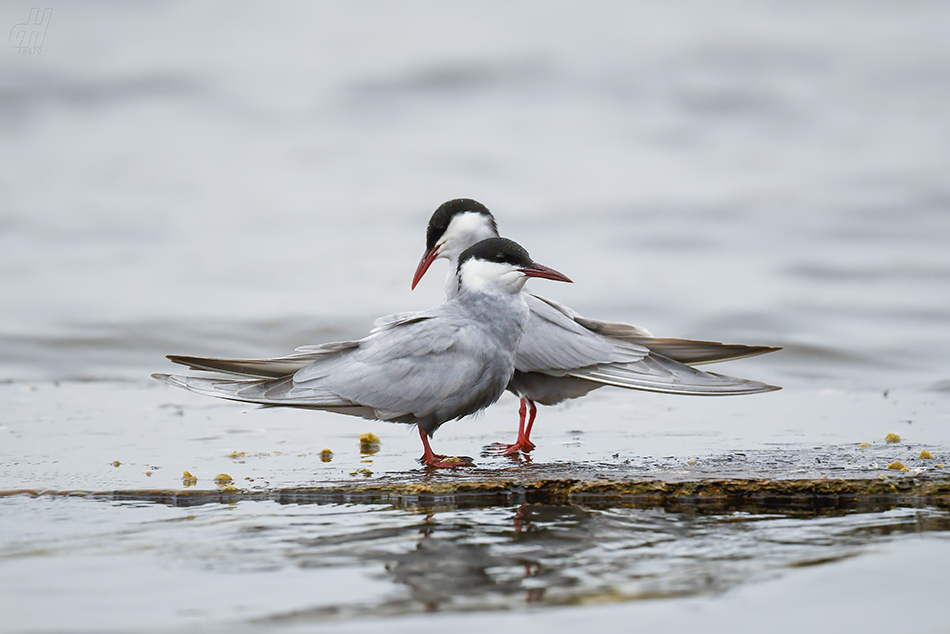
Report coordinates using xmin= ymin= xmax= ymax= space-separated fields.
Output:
xmin=2 ymin=1 xmax=950 ymax=632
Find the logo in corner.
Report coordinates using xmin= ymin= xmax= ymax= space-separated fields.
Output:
xmin=10 ymin=7 xmax=52 ymax=55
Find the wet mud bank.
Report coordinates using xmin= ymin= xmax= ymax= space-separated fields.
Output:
xmin=7 ymin=473 xmax=949 ymax=513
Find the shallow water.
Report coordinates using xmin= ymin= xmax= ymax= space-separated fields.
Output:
xmin=2 ymin=495 xmax=948 ymax=632
xmin=2 ymin=1 xmax=950 ymax=632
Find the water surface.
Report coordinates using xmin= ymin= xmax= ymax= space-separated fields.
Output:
xmin=2 ymin=1 xmax=949 ymax=632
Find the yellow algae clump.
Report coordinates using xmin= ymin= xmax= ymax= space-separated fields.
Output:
xmin=359 ymin=433 xmax=381 ymax=454
xmin=859 ymin=443 xmax=870 ymax=450
xmin=182 ymin=471 xmax=198 ymax=487
xmin=227 ymin=451 xmax=246 ymax=459
xmin=213 ymin=473 xmax=233 ymax=485
xmin=936 ymin=464 xmax=945 ymax=469
xmin=887 ymin=461 xmax=908 ymax=471
xmin=319 ymin=448 xmax=334 ymax=462
xmin=885 ymin=433 xmax=901 ymax=444
xmin=111 ymin=461 xmax=121 ymax=468
xmin=919 ymin=450 xmax=933 ymax=459
xmin=350 ymin=468 xmax=373 ymax=477
xmin=687 ymin=460 xmax=697 ymax=466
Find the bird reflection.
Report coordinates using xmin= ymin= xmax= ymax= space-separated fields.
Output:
xmin=268 ymin=502 xmax=948 ymax=621
xmin=378 ymin=504 xmax=596 ymax=610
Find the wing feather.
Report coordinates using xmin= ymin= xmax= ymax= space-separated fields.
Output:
xmin=568 ymin=354 xmax=780 ymax=396
xmin=165 ymin=347 xmax=355 ymax=379
xmin=157 ymin=303 xmax=517 ymax=432
xmin=525 ymin=293 xmax=780 ymax=367
xmin=516 ymin=294 xmax=650 ymax=373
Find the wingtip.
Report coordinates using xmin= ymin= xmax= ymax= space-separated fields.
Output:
xmin=151 ymin=373 xmax=184 ymax=387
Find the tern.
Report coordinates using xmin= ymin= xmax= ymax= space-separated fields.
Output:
xmin=153 ymin=237 xmax=572 ymax=468
xmin=412 ymin=199 xmax=781 ymax=455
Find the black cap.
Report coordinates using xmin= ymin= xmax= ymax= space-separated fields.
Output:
xmin=457 ymin=237 xmax=532 ymax=273
xmin=426 ymin=199 xmax=497 ymax=252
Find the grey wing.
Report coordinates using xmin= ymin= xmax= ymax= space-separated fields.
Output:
xmin=518 ymin=293 xmax=779 ymax=398
xmin=531 ymin=294 xmax=654 ymax=337
xmin=291 ymin=315 xmax=513 ymax=426
xmin=576 ymin=328 xmax=780 ymax=365
xmin=516 ymin=293 xmax=651 ymax=374
xmin=155 ymin=316 xmax=507 ymax=426
xmin=569 ymin=354 xmax=781 ymax=396
xmin=166 ymin=341 xmax=359 ymax=379
xmin=528 ymin=293 xmax=780 ymax=365
xmin=371 ymin=310 xmax=428 ymax=330
xmin=151 ymin=372 xmax=365 ymax=409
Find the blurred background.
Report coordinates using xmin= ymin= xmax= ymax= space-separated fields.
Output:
xmin=2 ymin=4 xmax=950 ymax=631
xmin=2 ymin=0 xmax=948 ymax=390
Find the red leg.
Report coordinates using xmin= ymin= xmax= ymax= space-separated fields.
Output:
xmin=418 ymin=427 xmax=471 ymax=468
xmin=500 ymin=398 xmax=538 ymax=456
xmin=521 ymin=400 xmax=538 ymax=451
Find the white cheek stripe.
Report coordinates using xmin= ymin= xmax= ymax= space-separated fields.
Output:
xmin=445 ymin=212 xmax=493 ymax=242
xmin=460 ymin=259 xmax=527 ymax=294
xmin=439 ymin=213 xmax=498 ymax=262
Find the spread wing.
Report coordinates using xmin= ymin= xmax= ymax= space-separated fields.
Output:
xmin=165 ymin=307 xmax=440 ymax=379
xmin=166 ymin=341 xmax=359 ymax=379
xmin=568 ymin=354 xmax=780 ymax=396
xmin=513 ymin=293 xmax=780 ymax=401
xmin=156 ymin=310 xmax=513 ymax=427
xmin=525 ymin=293 xmax=780 ymax=366
xmin=515 ymin=294 xmax=650 ymax=374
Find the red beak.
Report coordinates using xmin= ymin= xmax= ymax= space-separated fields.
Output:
xmin=411 ymin=247 xmax=439 ymax=290
xmin=520 ymin=262 xmax=572 ymax=283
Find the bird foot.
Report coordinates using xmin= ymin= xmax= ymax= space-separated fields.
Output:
xmin=484 ymin=440 xmax=536 ymax=456
xmin=419 ymin=454 xmax=475 ymax=469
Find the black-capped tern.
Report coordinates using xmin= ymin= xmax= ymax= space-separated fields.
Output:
xmin=412 ymin=199 xmax=781 ymax=456
xmin=153 ymin=237 xmax=572 ymax=468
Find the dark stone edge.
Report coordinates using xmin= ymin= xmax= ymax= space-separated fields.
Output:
xmin=3 ymin=476 xmax=949 ymax=512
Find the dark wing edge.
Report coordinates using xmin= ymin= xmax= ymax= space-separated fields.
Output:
xmin=166 ymin=340 xmax=361 ymax=379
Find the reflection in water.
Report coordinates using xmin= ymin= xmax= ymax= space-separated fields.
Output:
xmin=259 ymin=503 xmax=949 ymax=620
xmin=2 ymin=495 xmax=947 ymax=628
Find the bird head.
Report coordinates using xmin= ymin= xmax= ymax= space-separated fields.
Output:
xmin=412 ymin=199 xmax=499 ymax=290
xmin=456 ymin=237 xmax=572 ymax=296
